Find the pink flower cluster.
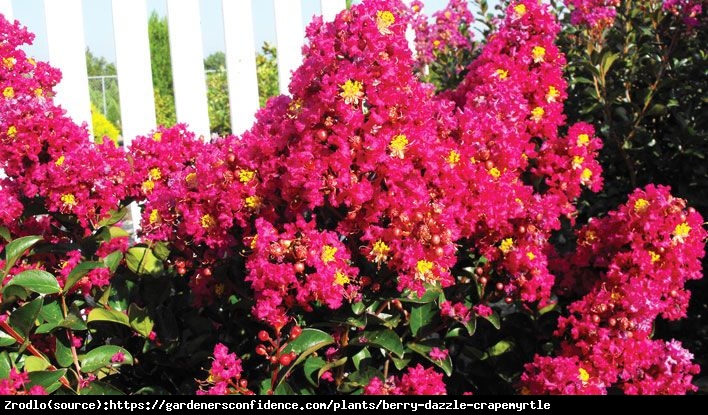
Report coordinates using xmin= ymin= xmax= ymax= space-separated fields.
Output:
xmin=198 ymin=343 xmax=253 ymax=395
xmin=564 ymin=0 xmax=620 ymax=32
xmin=663 ymin=0 xmax=704 ymax=27
xmin=0 ymin=369 xmax=46 ymax=395
xmin=522 ymin=185 xmax=705 ymax=394
xmin=0 ymin=16 xmax=130 ymax=295
xmin=409 ymin=0 xmax=475 ymax=67
xmin=364 ymin=364 xmax=447 ymax=395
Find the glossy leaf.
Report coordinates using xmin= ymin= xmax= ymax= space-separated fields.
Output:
xmin=2 ymin=270 xmax=60 ymax=295
xmin=80 ymin=345 xmax=133 ymax=373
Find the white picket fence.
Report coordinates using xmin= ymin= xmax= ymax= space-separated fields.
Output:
xmin=0 ymin=0 xmax=348 ymax=142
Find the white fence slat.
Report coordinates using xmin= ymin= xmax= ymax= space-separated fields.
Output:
xmin=222 ymin=0 xmax=259 ymax=135
xmin=44 ymin=0 xmax=93 ymax=139
xmin=320 ymin=0 xmax=346 ymax=22
xmin=0 ymin=0 xmax=13 ymax=20
xmin=112 ymin=0 xmax=156 ymax=144
xmin=273 ymin=0 xmax=304 ymax=95
xmin=166 ymin=0 xmax=210 ymax=138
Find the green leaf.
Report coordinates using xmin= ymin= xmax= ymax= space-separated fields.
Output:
xmin=128 ymin=304 xmax=154 ymax=337
xmin=97 ymin=207 xmax=128 ymax=227
xmin=80 ymin=345 xmax=133 ymax=373
xmin=0 ymin=330 xmax=16 ymax=347
xmin=482 ymin=339 xmax=514 ymax=360
xmin=482 ymin=311 xmax=501 ymax=329
xmin=600 ymin=52 xmax=620 ymax=78
xmin=410 ymin=302 xmax=435 ymax=337
xmin=64 ymin=261 xmax=106 ymax=293
xmin=354 ymin=329 xmax=404 ymax=358
xmin=277 ymin=329 xmax=334 ymax=388
xmin=103 ymin=251 xmax=123 ymax=273
xmin=464 ymin=316 xmax=477 ymax=336
xmin=125 ymin=247 xmax=164 ymax=276
xmin=80 ymin=380 xmax=125 ymax=395
xmin=39 ymin=299 xmax=63 ymax=324
xmin=3 ymin=270 xmax=60 ymax=295
xmin=408 ymin=342 xmax=453 ymax=376
xmin=0 ymin=351 xmax=11 ymax=378
xmin=24 ymin=355 xmax=50 ymax=372
xmin=391 ymin=355 xmax=411 ymax=370
xmin=152 ymin=242 xmax=171 ymax=261
xmin=303 ymin=356 xmax=326 ymax=387
xmin=59 ymin=313 xmax=88 ymax=331
xmin=108 ymin=226 xmax=130 ymax=239
xmin=9 ymin=296 xmax=43 ymax=338
xmin=28 ymin=369 xmax=67 ymax=394
xmin=0 ymin=226 xmax=10 ymax=242
xmin=352 ymin=347 xmax=371 ymax=371
xmin=54 ymin=336 xmax=74 ymax=368
xmin=87 ymin=308 xmax=130 ymax=328
xmin=281 ymin=329 xmax=334 ymax=360
xmin=2 ymin=235 xmax=43 ymax=274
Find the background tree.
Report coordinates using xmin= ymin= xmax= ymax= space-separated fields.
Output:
xmin=148 ymin=11 xmax=176 ymax=127
xmin=85 ymin=49 xmax=121 ymax=131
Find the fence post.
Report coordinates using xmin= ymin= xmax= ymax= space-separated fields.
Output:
xmin=273 ymin=0 xmax=304 ymax=95
xmin=0 ymin=0 xmax=13 ymax=20
xmin=166 ymin=0 xmax=210 ymax=139
xmin=222 ymin=0 xmax=259 ymax=135
xmin=111 ymin=0 xmax=157 ymax=144
xmin=320 ymin=0 xmax=346 ymax=22
xmin=44 ymin=0 xmax=93 ymax=140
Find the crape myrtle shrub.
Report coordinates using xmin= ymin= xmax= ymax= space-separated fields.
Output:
xmin=0 ymin=0 xmax=705 ymax=395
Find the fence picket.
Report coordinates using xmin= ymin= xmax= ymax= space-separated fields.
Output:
xmin=273 ymin=0 xmax=304 ymax=95
xmin=44 ymin=0 xmax=93 ymax=139
xmin=222 ymin=0 xmax=259 ymax=135
xmin=112 ymin=0 xmax=156 ymax=144
xmin=166 ymin=0 xmax=210 ymax=138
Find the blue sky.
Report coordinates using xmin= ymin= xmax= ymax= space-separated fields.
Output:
xmin=9 ymin=0 xmax=453 ymax=62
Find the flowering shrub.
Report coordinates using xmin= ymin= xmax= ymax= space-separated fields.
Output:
xmin=0 ymin=0 xmax=704 ymax=395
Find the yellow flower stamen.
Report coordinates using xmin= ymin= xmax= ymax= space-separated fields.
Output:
xmin=578 ymin=368 xmax=590 ymax=383
xmin=238 ymin=169 xmax=256 ymax=184
xmin=500 ymin=238 xmax=514 ymax=254
xmin=149 ymin=209 xmax=160 ymax=224
xmin=141 ymin=179 xmax=155 ymax=194
xmin=3 ymin=86 xmax=14 ymax=99
xmin=531 ymin=106 xmax=544 ymax=122
xmin=55 ymin=155 xmax=65 ymax=166
xmin=245 ymin=195 xmax=261 ymax=209
xmin=3 ymin=57 xmax=16 ymax=69
xmin=334 ymin=270 xmax=350 ymax=286
xmin=61 ymin=193 xmax=77 ymax=207
xmin=580 ymin=168 xmax=593 ymax=184
xmin=148 ymin=167 xmax=162 ymax=181
xmin=214 ymin=283 xmax=225 ymax=297
xmin=152 ymin=131 xmax=162 ymax=142
xmin=321 ymin=245 xmax=338 ymax=264
xmin=488 ymin=167 xmax=501 ymax=179
xmin=577 ymin=133 xmax=590 ymax=146
xmin=532 ymin=46 xmax=546 ymax=63
xmin=546 ymin=85 xmax=560 ymax=103
xmin=340 ymin=79 xmax=364 ymax=105
xmin=572 ymin=156 xmax=584 ymax=169
xmin=185 ymin=172 xmax=198 ymax=188
xmin=34 ymin=88 xmax=43 ymax=98
xmin=648 ymin=250 xmax=660 ymax=263
xmin=371 ymin=240 xmax=390 ymax=264
xmin=673 ymin=222 xmax=691 ymax=242
xmin=389 ymin=134 xmax=409 ymax=159
xmin=376 ymin=10 xmax=395 ymax=35
xmin=514 ymin=4 xmax=527 ymax=16
xmin=526 ymin=252 xmax=536 ymax=261
xmin=634 ymin=198 xmax=649 ymax=213
xmin=7 ymin=125 xmax=17 ymax=138
xmin=495 ymin=68 xmax=508 ymax=80
xmin=200 ymin=214 xmax=216 ymax=229
xmin=446 ymin=150 xmax=460 ymax=167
